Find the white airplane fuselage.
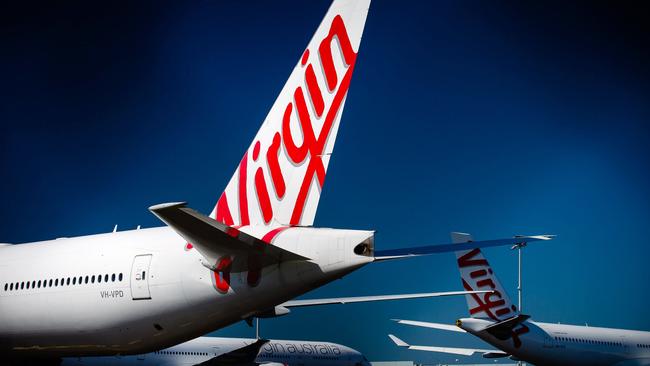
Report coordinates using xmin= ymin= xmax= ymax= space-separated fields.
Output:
xmin=459 ymin=318 xmax=650 ymax=366
xmin=0 ymin=226 xmax=373 ymax=358
xmin=61 ymin=336 xmax=370 ymax=366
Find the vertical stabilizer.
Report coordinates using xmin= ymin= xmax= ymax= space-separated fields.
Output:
xmin=210 ymin=0 xmax=371 ymax=228
xmin=453 ymin=232 xmax=517 ymax=321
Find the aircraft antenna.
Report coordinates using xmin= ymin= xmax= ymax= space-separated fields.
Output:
xmin=255 ymin=317 xmax=260 ymax=340
xmin=113 ymin=225 xmax=118 ymax=233
xmin=511 ymin=240 xmax=527 ymax=366
xmin=510 ymin=241 xmax=527 ymax=312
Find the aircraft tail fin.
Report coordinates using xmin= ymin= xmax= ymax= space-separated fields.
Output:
xmin=210 ymin=0 xmax=371 ymax=228
xmin=452 ymin=232 xmax=518 ymax=321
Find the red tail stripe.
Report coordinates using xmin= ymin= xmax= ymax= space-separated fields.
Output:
xmin=238 ymin=152 xmax=250 ymax=225
xmin=255 ymin=168 xmax=273 ymax=224
xmin=261 ymin=227 xmax=291 ymax=244
xmin=267 ymin=132 xmax=286 ymax=199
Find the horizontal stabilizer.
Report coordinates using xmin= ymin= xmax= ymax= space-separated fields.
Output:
xmin=392 ymin=319 xmax=466 ymax=333
xmin=282 ymin=290 xmax=490 ymax=308
xmin=197 ymin=338 xmax=269 ymax=365
xmin=374 ymin=235 xmax=553 ymax=260
xmin=483 ymin=313 xmax=531 ymax=340
xmin=388 ymin=334 xmax=495 ymax=356
xmin=149 ymin=202 xmax=307 ymax=270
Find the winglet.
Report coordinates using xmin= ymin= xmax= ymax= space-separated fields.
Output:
xmin=388 ymin=334 xmax=409 ymax=347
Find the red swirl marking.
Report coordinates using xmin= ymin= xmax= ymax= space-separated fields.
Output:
xmin=319 ymin=15 xmax=356 ymax=92
xmin=278 ymin=15 xmax=357 ymax=225
xmin=301 ymin=49 xmax=310 ymax=66
xmin=267 ymin=132 xmax=286 ymax=199
xmin=511 ymin=324 xmax=530 ymax=348
xmin=261 ymin=227 xmax=291 ymax=244
xmin=255 ymin=168 xmax=273 ymax=223
xmin=215 ymin=193 xmax=234 ymax=225
xmin=283 ymin=90 xmax=314 ymax=165
xmin=253 ymin=141 xmax=261 ymax=161
xmin=238 ymin=152 xmax=250 ymax=225
xmin=213 ymin=256 xmax=233 ymax=294
xmin=216 ymin=14 xmax=358 ymax=227
xmin=462 ymin=279 xmax=508 ymax=321
xmin=458 ymin=249 xmax=489 ymax=268
xmin=305 ymin=64 xmax=324 ymax=117
xmin=470 ymin=269 xmax=487 ymax=278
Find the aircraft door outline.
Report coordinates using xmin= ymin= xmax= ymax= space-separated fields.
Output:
xmin=131 ymin=254 xmax=153 ymax=300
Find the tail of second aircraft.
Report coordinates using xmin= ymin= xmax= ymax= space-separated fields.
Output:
xmin=209 ymin=0 xmax=371 ymax=228
xmin=453 ymin=233 xmax=518 ymax=322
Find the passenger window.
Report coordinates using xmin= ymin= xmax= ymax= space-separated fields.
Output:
xmin=48 ymin=279 xmax=53 ymax=287
xmin=98 ymin=275 xmax=102 ymax=283
xmin=85 ymin=276 xmax=89 ymax=284
xmin=111 ymin=274 xmax=116 ymax=282
xmin=105 ymin=274 xmax=109 ymax=282
xmin=20 ymin=282 xmax=24 ymax=290
xmin=119 ymin=273 xmax=123 ymax=281
xmin=91 ymin=275 xmax=95 ymax=284
xmin=142 ymin=271 xmax=146 ymax=280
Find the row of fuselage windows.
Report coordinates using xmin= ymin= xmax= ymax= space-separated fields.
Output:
xmin=555 ymin=336 xmax=623 ymax=347
xmin=3 ymin=273 xmax=124 ymax=292
xmin=639 ymin=344 xmax=650 ymax=348
xmin=154 ymin=351 xmax=212 ymax=356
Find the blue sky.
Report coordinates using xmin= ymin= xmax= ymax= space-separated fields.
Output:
xmin=2 ymin=0 xmax=649 ymax=363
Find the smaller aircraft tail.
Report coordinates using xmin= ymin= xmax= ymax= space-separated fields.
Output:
xmin=452 ymin=232 xmax=518 ymax=322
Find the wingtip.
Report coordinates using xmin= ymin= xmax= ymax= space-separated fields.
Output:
xmin=388 ymin=334 xmax=409 ymax=347
xmin=514 ymin=234 xmax=556 ymax=241
xmin=148 ymin=202 xmax=187 ymax=212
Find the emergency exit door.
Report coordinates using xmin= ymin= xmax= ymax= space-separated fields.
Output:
xmin=130 ymin=254 xmax=152 ymax=300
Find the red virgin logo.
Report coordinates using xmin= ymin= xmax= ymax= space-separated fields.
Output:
xmin=458 ymin=248 xmax=529 ymax=348
xmin=458 ymin=249 xmax=516 ymax=320
xmin=214 ymin=14 xmax=358 ymax=227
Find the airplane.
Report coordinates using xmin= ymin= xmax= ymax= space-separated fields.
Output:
xmin=389 ymin=233 xmax=650 ymax=366
xmin=0 ymin=0 xmax=552 ymax=363
xmin=61 ymin=336 xmax=371 ymax=366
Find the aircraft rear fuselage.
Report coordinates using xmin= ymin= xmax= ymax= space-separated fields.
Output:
xmin=0 ymin=226 xmax=374 ymax=357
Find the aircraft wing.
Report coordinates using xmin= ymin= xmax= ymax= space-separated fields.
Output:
xmin=392 ymin=319 xmax=467 ymax=333
xmin=388 ymin=334 xmax=508 ymax=358
xmin=195 ymin=338 xmax=269 ymax=366
xmin=374 ymin=235 xmax=554 ymax=261
xmin=150 ymin=202 xmax=307 ymax=270
xmin=281 ymin=290 xmax=489 ymax=308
